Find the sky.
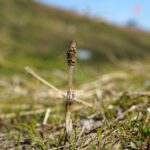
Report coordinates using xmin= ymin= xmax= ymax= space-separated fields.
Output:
xmin=39 ymin=0 xmax=150 ymax=30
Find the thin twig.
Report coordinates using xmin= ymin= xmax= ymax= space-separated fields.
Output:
xmin=43 ymin=108 xmax=51 ymax=125
xmin=25 ymin=67 xmax=92 ymax=108
xmin=0 ymin=104 xmax=43 ymax=110
xmin=75 ymin=126 xmax=85 ymax=149
xmin=81 ymin=134 xmax=97 ymax=149
xmin=0 ymin=108 xmax=48 ymax=119
xmin=115 ymin=103 xmax=146 ymax=120
xmin=125 ymin=91 xmax=150 ymax=97
xmin=25 ymin=66 xmax=62 ymax=94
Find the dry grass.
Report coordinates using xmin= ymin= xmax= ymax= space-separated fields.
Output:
xmin=0 ymin=61 xmax=149 ymax=149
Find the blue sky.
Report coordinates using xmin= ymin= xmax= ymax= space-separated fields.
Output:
xmin=40 ymin=0 xmax=150 ymax=30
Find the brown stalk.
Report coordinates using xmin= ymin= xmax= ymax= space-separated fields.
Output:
xmin=65 ymin=40 xmax=77 ymax=140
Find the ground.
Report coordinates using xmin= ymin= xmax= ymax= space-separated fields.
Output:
xmin=0 ymin=60 xmax=149 ymax=149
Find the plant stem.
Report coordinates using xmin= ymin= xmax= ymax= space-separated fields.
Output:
xmin=65 ymin=40 xmax=77 ymax=141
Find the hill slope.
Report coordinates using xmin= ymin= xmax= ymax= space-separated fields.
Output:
xmin=0 ymin=0 xmax=150 ymax=76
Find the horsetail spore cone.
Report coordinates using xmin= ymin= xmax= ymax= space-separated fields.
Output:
xmin=65 ymin=40 xmax=77 ymax=138
xmin=67 ymin=40 xmax=77 ymax=66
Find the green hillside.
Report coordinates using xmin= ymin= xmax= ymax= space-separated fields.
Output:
xmin=0 ymin=0 xmax=150 ymax=82
xmin=1 ymin=0 xmax=150 ymax=66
